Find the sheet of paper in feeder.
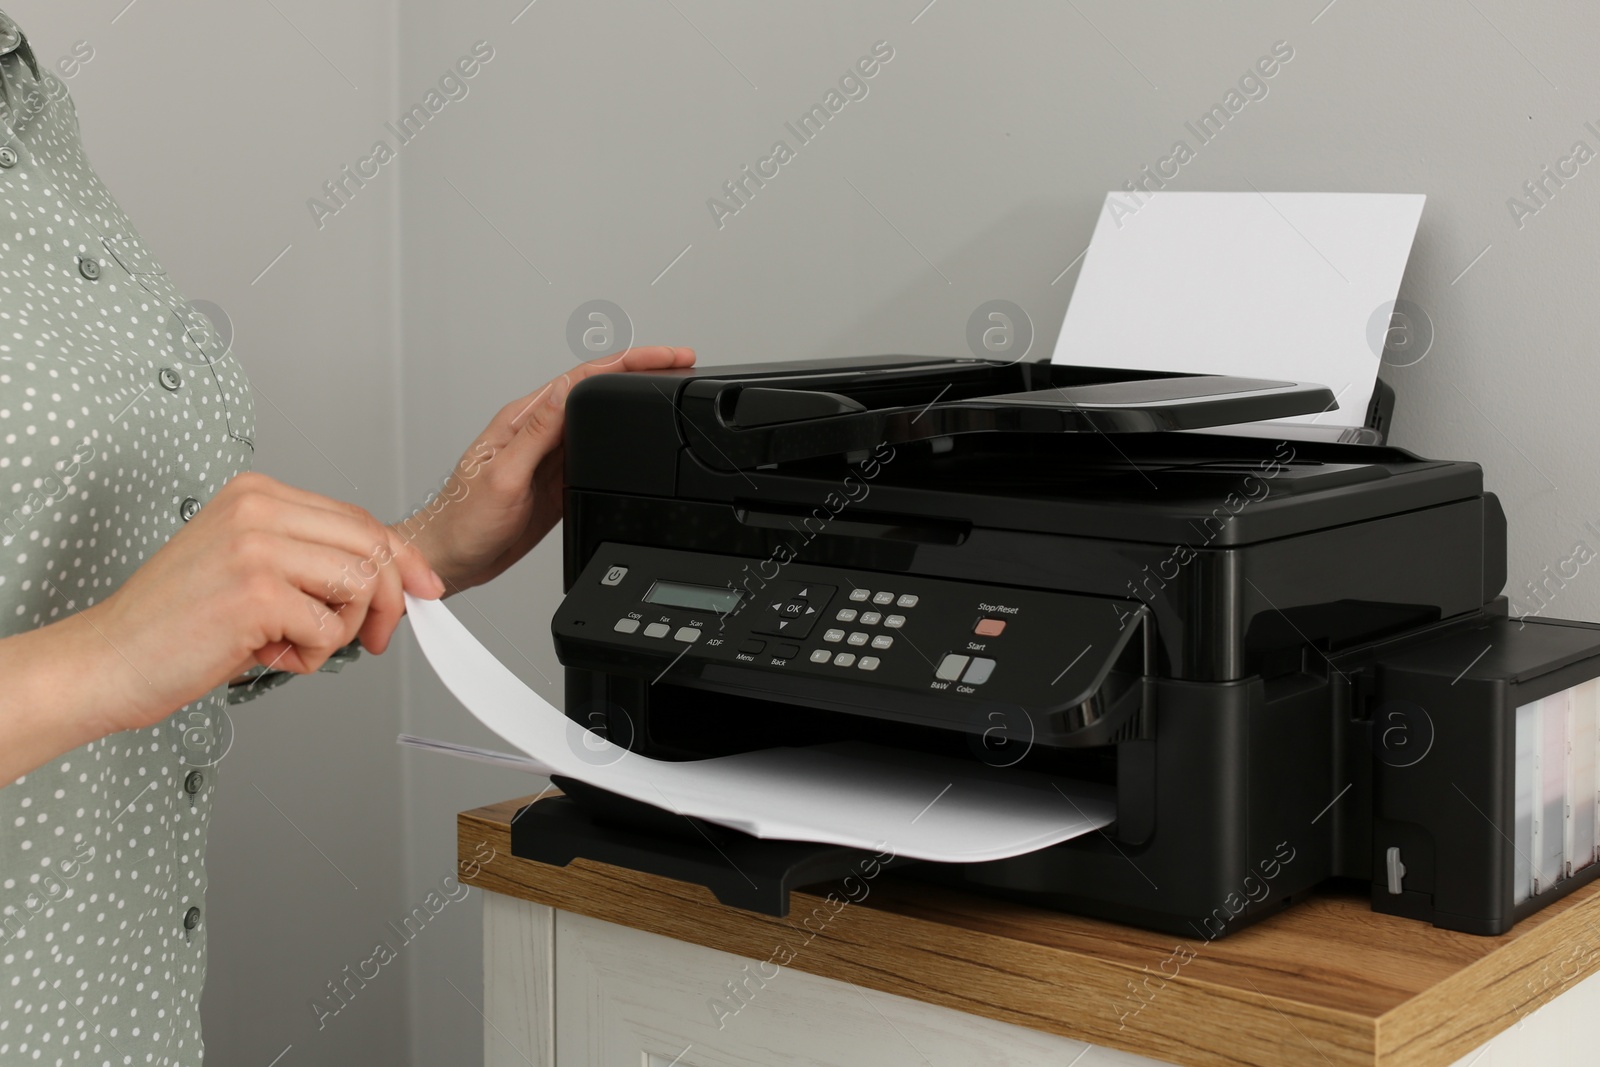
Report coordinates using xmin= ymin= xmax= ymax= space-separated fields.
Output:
xmin=405 ymin=595 xmax=1116 ymax=863
xmin=1052 ymin=191 xmax=1426 ymax=426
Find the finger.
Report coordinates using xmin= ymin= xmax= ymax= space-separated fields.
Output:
xmin=357 ymin=536 xmax=409 ymax=654
xmin=246 ymin=574 xmax=366 ymax=676
xmin=254 ymin=640 xmax=311 ymax=675
xmin=278 ymin=540 xmax=379 ymax=628
xmin=274 ymin=590 xmax=373 ymax=672
xmin=386 ymin=525 xmax=444 ymax=600
xmin=220 ymin=486 xmax=444 ymax=592
xmin=502 ymin=347 xmax=692 ymax=434
xmin=222 ymin=473 xmax=397 ymax=531
xmin=503 ymin=372 xmax=571 ymax=433
xmin=481 ymin=345 xmax=696 ymax=485
xmin=580 ymin=344 xmax=689 ymax=374
xmin=491 ymin=377 xmax=569 ymax=490
xmin=274 ymin=520 xmax=438 ymax=647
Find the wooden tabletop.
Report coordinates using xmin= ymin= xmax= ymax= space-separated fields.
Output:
xmin=460 ymin=795 xmax=1600 ymax=1067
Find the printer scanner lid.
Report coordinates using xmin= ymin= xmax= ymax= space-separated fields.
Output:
xmin=563 ymin=355 xmax=1477 ymax=548
xmin=659 ymin=355 xmax=1336 ymax=471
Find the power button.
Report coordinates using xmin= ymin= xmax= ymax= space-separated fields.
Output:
xmin=601 ymin=565 xmax=628 ymax=586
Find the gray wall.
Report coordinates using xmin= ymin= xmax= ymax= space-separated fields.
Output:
xmin=20 ymin=0 xmax=1600 ymax=1064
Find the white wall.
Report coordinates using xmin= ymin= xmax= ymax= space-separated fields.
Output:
xmin=19 ymin=0 xmax=1600 ymax=1064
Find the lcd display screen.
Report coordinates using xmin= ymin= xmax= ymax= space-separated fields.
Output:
xmin=643 ymin=580 xmax=743 ymax=614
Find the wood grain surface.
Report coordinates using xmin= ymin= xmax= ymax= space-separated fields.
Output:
xmin=460 ymin=795 xmax=1600 ymax=1067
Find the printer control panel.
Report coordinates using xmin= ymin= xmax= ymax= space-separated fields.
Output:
xmin=554 ymin=543 xmax=1141 ymax=715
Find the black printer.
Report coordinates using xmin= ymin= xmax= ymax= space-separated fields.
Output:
xmin=516 ymin=354 xmax=1600 ymax=939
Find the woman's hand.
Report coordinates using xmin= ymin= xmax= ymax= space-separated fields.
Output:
xmin=85 ymin=471 xmax=444 ymax=734
xmin=396 ymin=346 xmax=695 ymax=593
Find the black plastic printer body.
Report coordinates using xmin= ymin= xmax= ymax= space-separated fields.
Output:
xmin=516 ymin=355 xmax=1600 ymax=938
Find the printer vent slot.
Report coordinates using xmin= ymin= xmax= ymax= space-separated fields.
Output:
xmin=734 ymin=505 xmax=969 ymax=546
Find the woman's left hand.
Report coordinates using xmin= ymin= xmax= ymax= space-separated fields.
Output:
xmin=395 ymin=346 xmax=696 ymax=593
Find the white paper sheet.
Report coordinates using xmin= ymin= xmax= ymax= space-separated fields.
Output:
xmin=405 ymin=594 xmax=1115 ymax=863
xmin=397 ymin=733 xmax=555 ymax=776
xmin=1053 ymin=191 xmax=1425 ymax=426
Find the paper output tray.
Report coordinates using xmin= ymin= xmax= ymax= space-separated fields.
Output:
xmin=677 ymin=358 xmax=1337 ymax=470
xmin=513 ymin=778 xmax=910 ymax=916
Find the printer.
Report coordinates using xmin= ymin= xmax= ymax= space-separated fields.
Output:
xmin=513 ymin=354 xmax=1600 ymax=939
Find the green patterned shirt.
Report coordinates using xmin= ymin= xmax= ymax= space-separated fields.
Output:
xmin=0 ymin=11 xmax=353 ymax=1064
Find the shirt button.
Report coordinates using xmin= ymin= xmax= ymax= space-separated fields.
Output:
xmin=184 ymin=771 xmax=205 ymax=794
xmin=183 ymin=906 xmax=202 ymax=931
xmin=159 ymin=367 xmax=183 ymax=391
xmin=180 ymin=497 xmax=201 ymax=522
xmin=0 ymin=146 xmax=17 ymax=169
xmin=78 ymin=256 xmax=102 ymax=281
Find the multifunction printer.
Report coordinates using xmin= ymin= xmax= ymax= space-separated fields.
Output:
xmin=512 ymin=355 xmax=1600 ymax=938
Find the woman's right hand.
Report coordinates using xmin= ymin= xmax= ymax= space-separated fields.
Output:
xmin=84 ymin=471 xmax=444 ymax=734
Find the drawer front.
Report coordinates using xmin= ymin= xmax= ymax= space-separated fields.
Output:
xmin=551 ymin=909 xmax=1166 ymax=1067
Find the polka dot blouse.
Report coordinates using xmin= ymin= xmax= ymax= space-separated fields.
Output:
xmin=0 ymin=13 xmax=350 ymax=1065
